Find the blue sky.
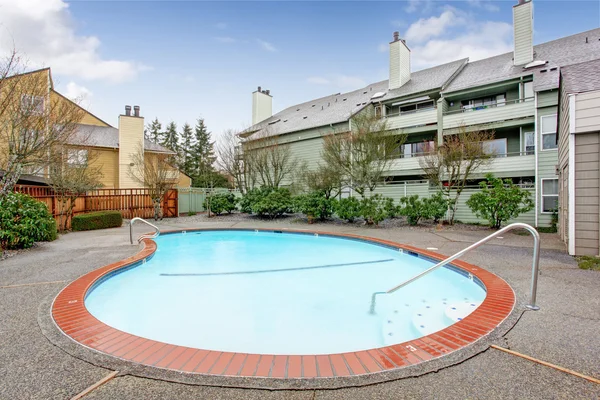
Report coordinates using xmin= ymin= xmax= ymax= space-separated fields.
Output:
xmin=1 ymin=0 xmax=599 ymax=142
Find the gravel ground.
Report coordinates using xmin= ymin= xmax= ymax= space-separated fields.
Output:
xmin=1 ymin=217 xmax=598 ymax=399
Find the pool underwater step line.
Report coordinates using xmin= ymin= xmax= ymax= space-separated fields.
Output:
xmin=159 ymin=259 xmax=395 ymax=277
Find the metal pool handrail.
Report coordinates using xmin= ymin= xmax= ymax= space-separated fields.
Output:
xmin=129 ymin=217 xmax=160 ymax=244
xmin=369 ymin=223 xmax=541 ymax=314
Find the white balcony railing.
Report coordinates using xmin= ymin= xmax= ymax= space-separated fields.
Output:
xmin=442 ymin=98 xmax=535 ymax=130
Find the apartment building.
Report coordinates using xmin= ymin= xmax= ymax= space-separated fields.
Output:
xmin=2 ymin=68 xmax=191 ymax=189
xmin=242 ymin=0 xmax=600 ymax=228
xmin=558 ymin=59 xmax=600 ymax=256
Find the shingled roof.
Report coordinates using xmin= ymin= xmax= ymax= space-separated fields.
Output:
xmin=69 ymin=124 xmax=174 ymax=154
xmin=561 ymin=58 xmax=600 ymax=94
xmin=243 ymin=59 xmax=468 ymax=139
xmin=443 ymin=28 xmax=600 ymax=94
xmin=245 ymin=28 xmax=600 ymax=141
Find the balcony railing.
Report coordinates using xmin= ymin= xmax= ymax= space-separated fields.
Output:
xmin=443 ymin=97 xmax=534 ymax=116
xmin=442 ymin=98 xmax=535 ymax=130
xmin=383 ymin=108 xmax=438 ymax=130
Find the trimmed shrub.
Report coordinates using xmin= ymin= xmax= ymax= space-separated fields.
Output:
xmin=295 ymin=191 xmax=335 ymax=221
xmin=334 ymin=197 xmax=362 ymax=222
xmin=383 ymin=197 xmax=400 ymax=219
xmin=240 ymin=187 xmax=271 ymax=214
xmin=360 ymin=194 xmax=389 ymax=225
xmin=0 ymin=192 xmax=57 ymax=249
xmin=72 ymin=211 xmax=123 ymax=231
xmin=422 ymin=191 xmax=452 ymax=223
xmin=252 ymin=188 xmax=294 ymax=219
xmin=466 ymin=173 xmax=534 ymax=229
xmin=204 ymin=192 xmax=237 ymax=215
xmin=398 ymin=195 xmax=430 ymax=226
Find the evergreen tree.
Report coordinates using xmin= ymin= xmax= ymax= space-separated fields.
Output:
xmin=162 ymin=121 xmax=179 ymax=153
xmin=179 ymin=123 xmax=194 ymax=177
xmin=191 ymin=118 xmax=215 ymax=176
xmin=146 ymin=118 xmax=163 ymax=144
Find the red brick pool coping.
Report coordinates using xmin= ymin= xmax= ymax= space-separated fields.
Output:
xmin=52 ymin=228 xmax=515 ymax=379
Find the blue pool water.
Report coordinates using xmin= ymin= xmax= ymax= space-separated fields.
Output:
xmin=86 ymin=231 xmax=486 ymax=355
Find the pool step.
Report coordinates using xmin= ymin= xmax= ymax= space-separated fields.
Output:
xmin=381 ymin=299 xmax=482 ymax=345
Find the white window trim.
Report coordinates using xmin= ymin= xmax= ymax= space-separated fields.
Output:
xmin=540 ymin=178 xmax=559 ymax=214
xmin=540 ymin=114 xmax=558 ymax=151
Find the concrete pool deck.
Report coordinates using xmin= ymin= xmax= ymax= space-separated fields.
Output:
xmin=1 ymin=217 xmax=599 ymax=399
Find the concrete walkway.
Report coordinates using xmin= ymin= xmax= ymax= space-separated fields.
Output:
xmin=1 ymin=217 xmax=598 ymax=399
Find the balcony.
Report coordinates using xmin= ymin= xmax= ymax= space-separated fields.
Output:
xmin=442 ymin=98 xmax=534 ymax=131
xmin=487 ymin=152 xmax=535 ymax=175
xmin=386 ymin=151 xmax=535 ymax=177
xmin=384 ymin=108 xmax=437 ymax=130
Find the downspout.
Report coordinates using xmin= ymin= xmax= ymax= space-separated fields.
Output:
xmin=568 ymin=94 xmax=576 ymax=255
xmin=534 ymin=92 xmax=539 ymax=227
xmin=349 ymin=118 xmax=353 ymax=197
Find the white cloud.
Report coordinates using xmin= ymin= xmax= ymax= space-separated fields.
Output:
xmin=0 ymin=0 xmax=147 ymax=83
xmin=256 ymin=39 xmax=277 ymax=52
xmin=215 ymin=22 xmax=227 ymax=29
xmin=405 ymin=9 xmax=465 ymax=43
xmin=215 ymin=36 xmax=236 ymax=43
xmin=64 ymin=81 xmax=92 ymax=100
xmin=411 ymin=20 xmax=513 ymax=69
xmin=306 ymin=75 xmax=366 ymax=90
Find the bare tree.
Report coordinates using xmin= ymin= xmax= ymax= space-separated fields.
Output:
xmin=321 ymin=112 xmax=406 ymax=198
xmin=216 ymin=129 xmax=246 ymax=192
xmin=419 ymin=125 xmax=495 ymax=224
xmin=242 ymin=129 xmax=299 ymax=189
xmin=128 ymin=145 xmax=178 ymax=220
xmin=47 ymin=145 xmax=103 ymax=231
xmin=0 ymin=50 xmax=85 ymax=196
xmin=299 ymin=163 xmax=343 ymax=199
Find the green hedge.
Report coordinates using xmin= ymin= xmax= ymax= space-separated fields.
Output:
xmin=72 ymin=211 xmax=123 ymax=231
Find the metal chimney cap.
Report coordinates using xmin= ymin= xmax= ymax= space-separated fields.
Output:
xmin=133 ymin=105 xmax=140 ymax=117
xmin=125 ymin=105 xmax=131 ymax=116
xmin=393 ymin=31 xmax=399 ymax=41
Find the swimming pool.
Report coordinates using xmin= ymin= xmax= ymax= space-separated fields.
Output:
xmin=52 ymin=228 xmax=515 ymax=380
xmin=85 ymin=230 xmax=485 ymax=355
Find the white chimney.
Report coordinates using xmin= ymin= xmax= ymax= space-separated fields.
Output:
xmin=389 ymin=31 xmax=411 ymax=90
xmin=252 ymin=86 xmax=273 ymax=125
xmin=513 ymin=0 xmax=534 ymax=66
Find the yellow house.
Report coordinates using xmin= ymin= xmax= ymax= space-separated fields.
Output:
xmin=2 ymin=68 xmax=191 ymax=189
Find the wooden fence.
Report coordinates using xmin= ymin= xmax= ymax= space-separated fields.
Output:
xmin=13 ymin=185 xmax=178 ymax=228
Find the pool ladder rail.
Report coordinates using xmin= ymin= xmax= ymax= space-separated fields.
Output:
xmin=129 ymin=217 xmax=160 ymax=244
xmin=369 ymin=223 xmax=541 ymax=314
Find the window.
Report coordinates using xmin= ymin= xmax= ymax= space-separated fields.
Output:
xmin=388 ymin=99 xmax=435 ymax=116
xmin=400 ymin=140 xmax=435 ymax=158
xmin=375 ymin=105 xmax=383 ymax=118
xmin=461 ymin=94 xmax=506 ymax=111
xmin=524 ymin=131 xmax=535 ymax=155
xmin=21 ymin=94 xmax=45 ymax=114
xmin=542 ymin=179 xmax=558 ymax=212
xmin=541 ymin=114 xmax=557 ymax=150
xmin=481 ymin=138 xmax=507 ymax=156
xmin=67 ymin=149 xmax=88 ymax=166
